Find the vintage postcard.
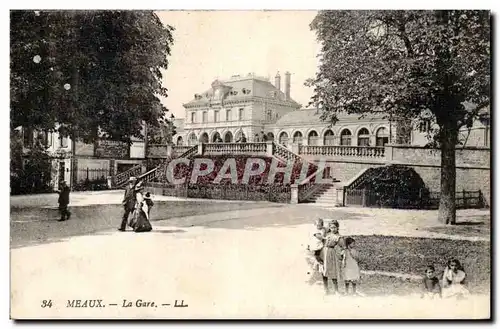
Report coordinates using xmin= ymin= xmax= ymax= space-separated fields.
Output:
xmin=9 ymin=9 xmax=491 ymax=319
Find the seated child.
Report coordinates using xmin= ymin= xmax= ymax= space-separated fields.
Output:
xmin=442 ymin=258 xmax=469 ymax=299
xmin=422 ymin=265 xmax=441 ymax=299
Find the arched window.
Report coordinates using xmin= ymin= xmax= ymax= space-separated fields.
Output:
xmin=357 ymin=128 xmax=370 ymax=146
xmin=224 ymin=131 xmax=233 ymax=143
xmin=340 ymin=129 xmax=352 ymax=146
xmin=199 ymin=132 xmax=209 ymax=143
xmin=212 ymin=132 xmax=222 ymax=143
xmin=323 ymin=129 xmax=334 ymax=146
xmin=293 ymin=131 xmax=303 ymax=145
xmin=176 ymin=136 xmax=184 ymax=146
xmin=279 ymin=132 xmax=289 ymax=145
xmin=188 ymin=133 xmax=197 ymax=146
xmin=235 ymin=130 xmax=246 ymax=142
xmin=376 ymin=127 xmax=389 ymax=146
xmin=307 ymin=130 xmax=319 ymax=146
xmin=266 ymin=132 xmax=275 ymax=142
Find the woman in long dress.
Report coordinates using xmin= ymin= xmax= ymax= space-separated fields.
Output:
xmin=321 ymin=220 xmax=344 ymax=295
xmin=129 ymin=183 xmax=152 ymax=233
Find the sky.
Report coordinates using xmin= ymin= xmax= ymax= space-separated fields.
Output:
xmin=156 ymin=10 xmax=322 ymax=119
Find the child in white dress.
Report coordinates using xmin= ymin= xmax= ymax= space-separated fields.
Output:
xmin=307 ymin=218 xmax=327 ymax=272
xmin=342 ymin=237 xmax=361 ymax=295
xmin=442 ymin=258 xmax=469 ymax=299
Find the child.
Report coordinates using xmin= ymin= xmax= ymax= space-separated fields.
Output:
xmin=144 ymin=192 xmax=154 ymax=218
xmin=57 ymin=181 xmax=71 ymax=221
xmin=341 ymin=237 xmax=360 ymax=295
xmin=442 ymin=258 xmax=469 ymax=299
xmin=307 ymin=218 xmax=326 ymax=272
xmin=422 ymin=265 xmax=441 ymax=299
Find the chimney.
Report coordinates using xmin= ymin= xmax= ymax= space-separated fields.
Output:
xmin=274 ymin=71 xmax=281 ymax=91
xmin=284 ymin=71 xmax=291 ymax=100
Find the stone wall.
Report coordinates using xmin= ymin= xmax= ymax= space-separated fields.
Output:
xmin=310 ymin=145 xmax=491 ymax=206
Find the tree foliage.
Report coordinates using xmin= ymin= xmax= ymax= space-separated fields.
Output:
xmin=307 ymin=10 xmax=490 ymax=224
xmin=10 ymin=10 xmax=175 ymax=144
xmin=307 ymin=10 xmax=490 ymax=129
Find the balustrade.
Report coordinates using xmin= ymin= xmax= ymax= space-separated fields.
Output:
xmin=202 ymin=142 xmax=267 ymax=156
xmin=299 ymin=145 xmax=385 ymax=158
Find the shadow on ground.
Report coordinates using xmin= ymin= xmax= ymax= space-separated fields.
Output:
xmin=421 ymin=214 xmax=490 ymax=238
xmin=10 ymin=201 xmax=279 ymax=248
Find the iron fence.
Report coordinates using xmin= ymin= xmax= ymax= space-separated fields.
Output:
xmin=344 ymin=188 xmax=485 ymax=209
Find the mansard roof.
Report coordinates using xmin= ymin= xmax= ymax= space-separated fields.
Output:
xmin=183 ymin=74 xmax=301 ymax=108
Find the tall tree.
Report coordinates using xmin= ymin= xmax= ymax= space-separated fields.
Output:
xmin=10 ymin=10 xmax=175 ymax=144
xmin=307 ymin=10 xmax=490 ymax=224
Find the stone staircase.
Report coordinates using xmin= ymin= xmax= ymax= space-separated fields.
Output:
xmin=110 ymin=142 xmax=338 ymax=204
xmin=309 ymin=184 xmax=340 ymax=205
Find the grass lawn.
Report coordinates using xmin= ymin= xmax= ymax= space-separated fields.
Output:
xmin=307 ymin=235 xmax=490 ymax=295
xmin=355 ymin=235 xmax=490 ymax=293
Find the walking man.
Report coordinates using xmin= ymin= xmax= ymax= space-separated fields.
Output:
xmin=57 ymin=181 xmax=71 ymax=221
xmin=118 ymin=176 xmax=137 ymax=231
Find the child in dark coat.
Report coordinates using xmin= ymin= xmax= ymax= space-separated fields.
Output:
xmin=57 ymin=181 xmax=71 ymax=221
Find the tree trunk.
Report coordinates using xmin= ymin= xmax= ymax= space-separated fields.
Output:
xmin=438 ymin=123 xmax=457 ymax=225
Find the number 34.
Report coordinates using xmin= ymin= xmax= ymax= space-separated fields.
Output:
xmin=41 ymin=300 xmax=53 ymax=308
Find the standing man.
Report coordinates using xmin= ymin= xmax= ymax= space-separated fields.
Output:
xmin=57 ymin=181 xmax=71 ymax=221
xmin=118 ymin=176 xmax=137 ymax=231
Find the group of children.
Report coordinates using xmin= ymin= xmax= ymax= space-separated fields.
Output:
xmin=308 ymin=218 xmax=361 ymax=296
xmin=308 ymin=218 xmax=470 ymax=299
xmin=422 ymin=259 xmax=470 ymax=299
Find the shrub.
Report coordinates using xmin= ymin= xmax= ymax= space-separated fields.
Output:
xmin=353 ymin=165 xmax=430 ymax=208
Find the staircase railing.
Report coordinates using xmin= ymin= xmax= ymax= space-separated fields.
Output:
xmin=178 ymin=145 xmax=198 ymax=158
xmin=346 ymin=167 xmax=376 ymax=191
xmin=272 ymin=142 xmax=304 ymax=164
xmin=139 ymin=145 xmax=198 ymax=184
xmin=113 ymin=164 xmax=143 ymax=188
xmin=297 ymin=167 xmax=336 ymax=202
xmin=272 ymin=142 xmax=327 ymax=203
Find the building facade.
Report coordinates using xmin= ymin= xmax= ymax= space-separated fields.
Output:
xmin=173 ymin=72 xmax=490 ymax=150
xmin=173 ymin=72 xmax=407 ymax=149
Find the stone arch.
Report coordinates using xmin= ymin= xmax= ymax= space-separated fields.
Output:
xmin=199 ymin=132 xmax=209 ymax=143
xmin=224 ymin=131 xmax=233 ymax=143
xmin=292 ymin=130 xmax=304 ymax=145
xmin=357 ymin=127 xmax=370 ymax=146
xmin=375 ymin=126 xmax=390 ymax=146
xmin=188 ymin=132 xmax=197 ymax=146
xmin=323 ymin=129 xmax=335 ymax=146
xmin=211 ymin=131 xmax=222 ymax=143
xmin=307 ymin=129 xmax=319 ymax=146
xmin=176 ymin=136 xmax=184 ymax=146
xmin=278 ymin=131 xmax=289 ymax=145
xmin=340 ymin=128 xmax=352 ymax=146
